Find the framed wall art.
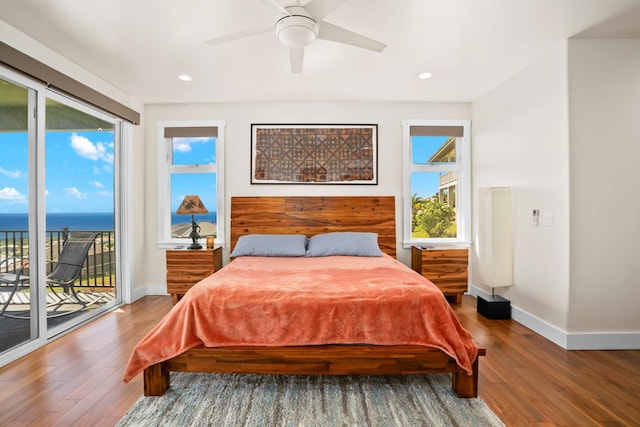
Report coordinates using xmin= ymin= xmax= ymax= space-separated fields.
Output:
xmin=251 ymin=124 xmax=378 ymax=185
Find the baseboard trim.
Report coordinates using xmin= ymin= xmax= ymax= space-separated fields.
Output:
xmin=129 ymin=286 xmax=148 ymax=303
xmin=467 ymin=286 xmax=640 ymax=350
xmin=566 ymin=332 xmax=640 ymax=350
xmin=143 ymin=284 xmax=169 ymax=297
xmin=127 ymin=284 xmax=168 ymax=303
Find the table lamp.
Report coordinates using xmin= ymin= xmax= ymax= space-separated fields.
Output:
xmin=176 ymin=195 xmax=209 ymax=249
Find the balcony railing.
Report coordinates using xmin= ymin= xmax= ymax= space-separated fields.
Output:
xmin=439 ymin=171 xmax=458 ymax=186
xmin=0 ymin=229 xmax=115 ymax=290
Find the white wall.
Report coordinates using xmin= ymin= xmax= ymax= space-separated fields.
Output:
xmin=567 ymin=39 xmax=640 ymax=338
xmin=124 ymin=119 xmax=147 ymax=302
xmin=142 ymin=102 xmax=470 ymax=292
xmin=471 ymin=42 xmax=572 ymax=337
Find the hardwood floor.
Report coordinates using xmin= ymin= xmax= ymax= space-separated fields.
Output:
xmin=454 ymin=297 xmax=640 ymax=426
xmin=0 ymin=295 xmax=173 ymax=427
xmin=0 ymin=294 xmax=638 ymax=426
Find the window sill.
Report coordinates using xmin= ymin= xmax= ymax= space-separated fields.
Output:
xmin=401 ymin=240 xmax=471 ymax=250
xmin=157 ymin=240 xmax=226 ymax=249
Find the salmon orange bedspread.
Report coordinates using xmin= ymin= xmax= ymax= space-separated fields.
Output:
xmin=122 ymin=254 xmax=478 ymax=383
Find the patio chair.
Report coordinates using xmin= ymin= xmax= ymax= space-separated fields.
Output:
xmin=0 ymin=257 xmax=29 ymax=317
xmin=46 ymin=231 xmax=100 ymax=304
xmin=0 ymin=231 xmax=100 ymax=319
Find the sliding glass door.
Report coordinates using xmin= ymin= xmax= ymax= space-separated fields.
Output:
xmin=0 ymin=66 xmax=122 ymax=361
xmin=0 ymin=75 xmax=37 ymax=354
xmin=44 ymin=94 xmax=120 ymax=334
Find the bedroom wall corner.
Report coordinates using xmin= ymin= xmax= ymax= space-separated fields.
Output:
xmin=566 ymin=38 xmax=640 ymax=339
xmin=124 ymin=108 xmax=148 ymax=303
xmin=470 ymin=41 xmax=571 ymax=334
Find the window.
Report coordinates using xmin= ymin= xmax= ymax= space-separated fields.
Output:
xmin=158 ymin=121 xmax=225 ymax=247
xmin=402 ymin=120 xmax=470 ymax=247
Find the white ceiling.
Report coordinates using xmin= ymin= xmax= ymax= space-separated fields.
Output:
xmin=2 ymin=0 xmax=640 ymax=104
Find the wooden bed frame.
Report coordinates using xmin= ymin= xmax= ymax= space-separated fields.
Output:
xmin=144 ymin=196 xmax=485 ymax=398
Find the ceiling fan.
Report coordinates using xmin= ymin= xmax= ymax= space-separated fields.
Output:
xmin=205 ymin=0 xmax=386 ymax=74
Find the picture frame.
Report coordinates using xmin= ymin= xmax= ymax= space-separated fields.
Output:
xmin=251 ymin=124 xmax=378 ymax=185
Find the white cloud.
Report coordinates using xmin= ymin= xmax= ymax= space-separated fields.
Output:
xmin=70 ymin=133 xmax=114 ymax=164
xmin=90 ymin=180 xmax=104 ymax=188
xmin=191 ymin=137 xmax=212 ymax=143
xmin=64 ymin=187 xmax=87 ymax=199
xmin=0 ymin=167 xmax=22 ymax=179
xmin=173 ymin=137 xmax=213 ymax=153
xmin=102 ymin=152 xmax=114 ymax=164
xmin=0 ymin=187 xmax=26 ymax=201
xmin=174 ymin=142 xmax=191 ymax=152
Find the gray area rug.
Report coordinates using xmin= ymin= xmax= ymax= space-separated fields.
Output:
xmin=118 ymin=373 xmax=504 ymax=426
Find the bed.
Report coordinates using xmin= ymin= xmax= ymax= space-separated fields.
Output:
xmin=123 ymin=196 xmax=484 ymax=398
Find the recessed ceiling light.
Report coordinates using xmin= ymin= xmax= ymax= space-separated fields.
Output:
xmin=418 ymin=71 xmax=433 ymax=80
xmin=178 ymin=74 xmax=192 ymax=82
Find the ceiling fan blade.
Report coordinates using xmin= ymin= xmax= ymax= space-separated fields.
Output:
xmin=304 ymin=0 xmax=348 ymax=21
xmin=317 ymin=21 xmax=386 ymax=52
xmin=205 ymin=27 xmax=272 ymax=46
xmin=260 ymin=0 xmax=290 ymax=16
xmin=289 ymin=47 xmax=304 ymax=74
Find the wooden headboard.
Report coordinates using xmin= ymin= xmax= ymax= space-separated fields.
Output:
xmin=230 ymin=196 xmax=396 ymax=257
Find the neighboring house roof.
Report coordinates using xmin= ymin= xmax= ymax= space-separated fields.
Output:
xmin=428 ymin=137 xmax=456 ymax=163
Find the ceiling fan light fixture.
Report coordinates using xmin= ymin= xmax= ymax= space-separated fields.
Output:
xmin=275 ymin=7 xmax=319 ymax=48
xmin=278 ymin=24 xmax=318 ymax=47
xmin=205 ymin=2 xmax=387 ymax=75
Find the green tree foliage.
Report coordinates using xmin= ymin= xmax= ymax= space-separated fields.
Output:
xmin=411 ymin=193 xmax=424 ymax=231
xmin=413 ymin=197 xmax=455 ymax=238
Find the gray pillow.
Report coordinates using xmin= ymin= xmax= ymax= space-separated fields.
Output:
xmin=306 ymin=232 xmax=383 ymax=257
xmin=230 ymin=234 xmax=307 ymax=257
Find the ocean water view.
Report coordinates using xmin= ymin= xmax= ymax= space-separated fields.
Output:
xmin=0 ymin=212 xmax=217 ymax=232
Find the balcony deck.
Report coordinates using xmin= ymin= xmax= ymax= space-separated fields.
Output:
xmin=0 ymin=290 xmax=115 ymax=354
xmin=1 ymin=229 xmax=116 ymax=355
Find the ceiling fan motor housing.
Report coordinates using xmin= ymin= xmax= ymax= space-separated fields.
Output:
xmin=275 ymin=6 xmax=319 ymax=47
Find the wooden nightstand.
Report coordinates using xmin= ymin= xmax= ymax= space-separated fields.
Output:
xmin=166 ymin=246 xmax=222 ymax=304
xmin=411 ymin=246 xmax=468 ymax=303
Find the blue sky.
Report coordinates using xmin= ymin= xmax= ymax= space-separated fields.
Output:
xmin=0 ymin=132 xmax=27 ymax=213
xmin=0 ymin=130 xmax=115 ymax=213
xmin=170 ymin=137 xmax=217 ymax=213
xmin=412 ymin=135 xmax=452 ymax=199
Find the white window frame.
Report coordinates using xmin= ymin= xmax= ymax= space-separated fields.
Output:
xmin=157 ymin=120 xmax=225 ymax=247
xmin=402 ymin=119 xmax=471 ymax=248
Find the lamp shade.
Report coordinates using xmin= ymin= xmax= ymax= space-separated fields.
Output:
xmin=176 ymin=195 xmax=208 ymax=215
xmin=477 ymin=187 xmax=512 ymax=288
